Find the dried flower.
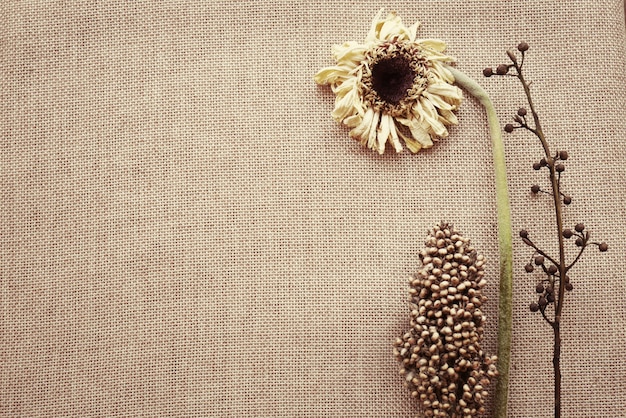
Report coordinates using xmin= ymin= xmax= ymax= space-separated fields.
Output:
xmin=314 ymin=9 xmax=463 ymax=154
xmin=394 ymin=222 xmax=497 ymax=417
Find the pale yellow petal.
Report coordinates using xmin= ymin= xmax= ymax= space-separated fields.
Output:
xmin=343 ymin=114 xmax=363 ymax=128
xmin=439 ymin=109 xmax=458 ymax=125
xmin=379 ymin=18 xmax=407 ymax=41
xmin=417 ymin=38 xmax=448 ymax=53
xmin=367 ymin=110 xmax=381 ymax=150
xmin=427 ymin=82 xmax=463 ymax=102
xmin=314 ymin=66 xmax=352 ymax=85
xmin=376 ymin=113 xmax=391 ymax=154
xmin=332 ymin=41 xmax=367 ymax=66
xmin=366 ymin=8 xmax=385 ymax=42
xmin=395 ymin=125 xmax=422 ymax=153
xmin=332 ymin=77 xmax=358 ymax=95
xmin=407 ymin=22 xmax=420 ymax=42
xmin=431 ymin=61 xmax=455 ymax=83
xmin=405 ymin=138 xmax=422 ymax=153
xmin=411 ymin=123 xmax=434 ymax=148
xmin=397 ymin=116 xmax=433 ymax=148
xmin=422 ymin=91 xmax=454 ymax=111
xmin=418 ymin=42 xmax=456 ymax=62
xmin=350 ymin=107 xmax=375 ymax=141
xmin=388 ymin=118 xmax=404 ymax=152
xmin=331 ymin=88 xmax=360 ymax=122
xmin=417 ymin=98 xmax=447 ymax=137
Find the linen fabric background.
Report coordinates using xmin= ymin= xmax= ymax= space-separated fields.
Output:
xmin=2 ymin=1 xmax=626 ymax=417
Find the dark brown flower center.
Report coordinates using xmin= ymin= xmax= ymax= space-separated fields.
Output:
xmin=370 ymin=55 xmax=415 ymax=105
xmin=360 ymin=41 xmax=429 ymax=117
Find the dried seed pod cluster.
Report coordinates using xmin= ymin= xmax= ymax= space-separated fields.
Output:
xmin=394 ymin=223 xmax=497 ymax=418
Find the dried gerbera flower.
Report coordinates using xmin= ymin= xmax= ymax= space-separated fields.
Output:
xmin=314 ymin=9 xmax=463 ymax=154
xmin=315 ymin=11 xmax=514 ymax=414
xmin=394 ymin=223 xmax=497 ymax=418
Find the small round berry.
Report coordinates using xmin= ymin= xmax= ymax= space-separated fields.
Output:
xmin=563 ymin=196 xmax=572 ymax=205
xmin=547 ymin=265 xmax=558 ymax=275
xmin=531 ymin=184 xmax=541 ymax=194
xmin=517 ymin=108 xmax=527 ymax=117
xmin=504 ymin=124 xmax=515 ymax=133
xmin=534 ymin=255 xmax=545 ymax=265
xmin=575 ymin=223 xmax=585 ymax=233
xmin=555 ymin=163 xmax=565 ymax=173
xmin=496 ymin=64 xmax=509 ymax=75
xmin=517 ymin=41 xmax=529 ymax=52
xmin=575 ymin=237 xmax=584 ymax=247
xmin=483 ymin=68 xmax=494 ymax=77
xmin=538 ymin=296 xmax=547 ymax=308
xmin=562 ymin=229 xmax=573 ymax=239
xmin=525 ymin=263 xmax=534 ymax=273
xmin=546 ymin=293 xmax=555 ymax=303
xmin=530 ymin=302 xmax=539 ymax=312
xmin=533 ymin=162 xmax=542 ymax=170
xmin=599 ymin=242 xmax=608 ymax=252
xmin=535 ymin=283 xmax=544 ymax=293
xmin=565 ymin=283 xmax=574 ymax=291
xmin=519 ymin=230 xmax=529 ymax=239
xmin=559 ymin=151 xmax=569 ymax=160
xmin=540 ymin=158 xmax=548 ymax=167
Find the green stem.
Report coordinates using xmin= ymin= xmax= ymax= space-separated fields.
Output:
xmin=446 ymin=65 xmax=513 ymax=418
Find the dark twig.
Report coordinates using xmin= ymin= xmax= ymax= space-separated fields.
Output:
xmin=484 ymin=42 xmax=608 ymax=418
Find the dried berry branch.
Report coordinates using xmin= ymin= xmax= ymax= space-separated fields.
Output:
xmin=483 ymin=42 xmax=608 ymax=418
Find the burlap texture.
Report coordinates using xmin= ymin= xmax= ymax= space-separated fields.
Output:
xmin=2 ymin=1 xmax=625 ymax=416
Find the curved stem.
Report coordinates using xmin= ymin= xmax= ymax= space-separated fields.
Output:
xmin=447 ymin=66 xmax=513 ymax=418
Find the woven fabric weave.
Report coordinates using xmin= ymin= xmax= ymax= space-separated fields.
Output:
xmin=2 ymin=1 xmax=625 ymax=416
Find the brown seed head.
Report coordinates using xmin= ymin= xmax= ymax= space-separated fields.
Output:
xmin=395 ymin=223 xmax=497 ymax=417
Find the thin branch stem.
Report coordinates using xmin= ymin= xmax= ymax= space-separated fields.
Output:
xmin=511 ymin=55 xmax=566 ymax=418
xmin=524 ymin=239 xmax=560 ymax=268
xmin=540 ymin=307 xmax=555 ymax=326
xmin=565 ymin=244 xmax=587 ymax=273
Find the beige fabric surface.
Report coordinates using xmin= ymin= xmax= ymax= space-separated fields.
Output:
xmin=2 ymin=1 xmax=626 ymax=416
